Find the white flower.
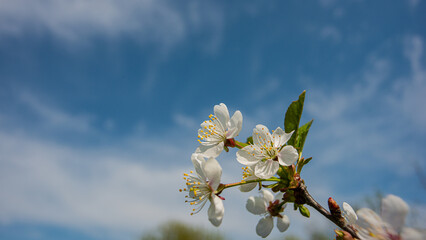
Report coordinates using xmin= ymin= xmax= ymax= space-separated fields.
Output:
xmin=236 ymin=124 xmax=299 ymax=179
xmin=246 ymin=189 xmax=290 ymax=238
xmin=180 ymin=153 xmax=225 ymax=227
xmin=239 ymin=166 xmax=259 ymax=192
xmin=342 ymin=202 xmax=358 ymax=226
xmin=356 ymin=194 xmax=424 ymax=240
xmin=196 ymin=103 xmax=243 ymax=158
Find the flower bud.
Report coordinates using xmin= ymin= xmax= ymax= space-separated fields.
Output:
xmin=328 ymin=197 xmax=342 ymax=218
xmin=335 ymin=230 xmax=355 ymax=240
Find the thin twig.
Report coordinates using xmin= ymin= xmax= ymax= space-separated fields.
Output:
xmin=295 ymin=182 xmax=359 ymax=239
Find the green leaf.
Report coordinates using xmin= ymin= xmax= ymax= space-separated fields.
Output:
xmin=299 ymin=205 xmax=310 ymax=218
xmin=246 ymin=136 xmax=253 ymax=145
xmin=295 ymin=119 xmax=313 ymax=154
xmin=284 ymin=91 xmax=306 ymax=146
xmin=262 ymin=183 xmax=279 ymax=189
xmin=297 ymin=157 xmax=313 ymax=173
xmin=277 ymin=166 xmax=289 ymax=179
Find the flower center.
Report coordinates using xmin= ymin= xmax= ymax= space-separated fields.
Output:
xmin=267 ymin=200 xmax=283 ymax=217
xmin=197 ymin=114 xmax=225 ymax=143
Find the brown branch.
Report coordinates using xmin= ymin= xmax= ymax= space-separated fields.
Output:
xmin=294 ymin=182 xmax=359 ymax=239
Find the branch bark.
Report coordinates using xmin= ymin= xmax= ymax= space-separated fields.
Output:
xmin=294 ymin=182 xmax=359 ymax=239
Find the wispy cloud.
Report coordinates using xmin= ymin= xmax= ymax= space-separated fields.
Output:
xmin=320 ymin=25 xmax=341 ymax=43
xmin=389 ymin=36 xmax=426 ymax=130
xmin=0 ymin=0 xmax=224 ymax=51
xmin=18 ymin=92 xmax=93 ymax=133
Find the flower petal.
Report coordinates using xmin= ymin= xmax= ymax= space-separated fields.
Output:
xmin=381 ymin=194 xmax=409 ymax=234
xmin=236 ymin=146 xmax=261 ymax=166
xmin=254 ymin=160 xmax=279 ymax=179
xmin=356 ymin=208 xmax=387 ymax=238
xmin=191 ymin=153 xmax=206 ymax=180
xmin=214 ymin=103 xmax=230 ymax=132
xmin=253 ymin=124 xmax=272 ymax=147
xmin=401 ymin=227 xmax=424 ymax=240
xmin=246 ymin=196 xmax=267 ymax=215
xmin=204 ymin=157 xmax=222 ymax=190
xmin=195 ymin=142 xmax=224 ymax=158
xmin=271 ymin=127 xmax=293 ymax=148
xmin=226 ymin=110 xmax=243 ymax=138
xmin=256 ymin=216 xmax=274 ymax=238
xmin=276 ymin=215 xmax=290 ymax=232
xmin=208 ymin=195 xmax=224 ymax=227
xmin=278 ymin=146 xmax=298 ymax=166
xmin=239 ymin=175 xmax=258 ymax=192
xmin=261 ymin=189 xmax=274 ymax=203
xmin=342 ymin=202 xmax=358 ymax=225
xmin=275 ymin=192 xmax=284 ymax=202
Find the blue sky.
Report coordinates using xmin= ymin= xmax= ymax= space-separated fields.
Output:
xmin=0 ymin=0 xmax=425 ymax=239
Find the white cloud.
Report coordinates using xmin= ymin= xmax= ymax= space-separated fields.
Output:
xmin=390 ymin=36 xmax=426 ymax=130
xmin=19 ymin=92 xmax=94 ymax=133
xmin=0 ymin=0 xmax=223 ymax=51
xmin=0 ymin=131 xmax=184 ymax=230
xmin=301 ymin=37 xmax=426 ymax=178
xmin=251 ymin=77 xmax=281 ymax=101
xmin=407 ymin=0 xmax=421 ymax=7
xmin=318 ymin=0 xmax=337 ymax=7
xmin=307 ymin=56 xmax=390 ymax=121
xmin=173 ymin=113 xmax=198 ymax=130
xmin=320 ymin=25 xmax=341 ymax=43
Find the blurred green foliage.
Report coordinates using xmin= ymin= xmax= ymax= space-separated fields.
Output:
xmin=284 ymin=231 xmax=329 ymax=240
xmin=141 ymin=221 xmax=226 ymax=240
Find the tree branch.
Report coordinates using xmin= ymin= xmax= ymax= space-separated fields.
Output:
xmin=294 ymin=182 xmax=359 ymax=239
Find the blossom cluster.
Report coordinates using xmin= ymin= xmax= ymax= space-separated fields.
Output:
xmin=179 ymin=103 xmax=296 ymax=237
xmin=179 ymin=93 xmax=424 ymax=239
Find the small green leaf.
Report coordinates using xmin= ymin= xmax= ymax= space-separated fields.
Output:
xmin=297 ymin=157 xmax=313 ymax=173
xmin=303 ymin=157 xmax=312 ymax=165
xmin=295 ymin=119 xmax=313 ymax=155
xmin=246 ymin=136 xmax=253 ymax=144
xmin=263 ymin=183 xmax=279 ymax=189
xmin=284 ymin=91 xmax=306 ymax=146
xmin=299 ymin=205 xmax=310 ymax=218
xmin=277 ymin=166 xmax=289 ymax=179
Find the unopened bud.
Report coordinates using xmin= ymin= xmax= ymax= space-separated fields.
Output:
xmin=328 ymin=197 xmax=342 ymax=218
xmin=335 ymin=230 xmax=355 ymax=240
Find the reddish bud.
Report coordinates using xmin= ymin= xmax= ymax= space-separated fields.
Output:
xmin=328 ymin=197 xmax=342 ymax=218
xmin=335 ymin=230 xmax=355 ymax=240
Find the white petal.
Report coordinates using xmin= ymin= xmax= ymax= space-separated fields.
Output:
xmin=271 ymin=127 xmax=293 ymax=148
xmin=208 ymin=195 xmax=224 ymax=227
xmin=254 ymin=160 xmax=279 ymax=179
xmin=256 ymin=216 xmax=274 ymax=238
xmin=214 ymin=103 xmax=230 ymax=132
xmin=275 ymin=192 xmax=284 ymax=202
xmin=276 ymin=215 xmax=290 ymax=232
xmin=196 ymin=142 xmax=224 ymax=158
xmin=246 ymin=196 xmax=267 ymax=215
xmin=261 ymin=189 xmax=274 ymax=203
xmin=236 ymin=146 xmax=261 ymax=166
xmin=239 ymin=175 xmax=258 ymax=192
xmin=204 ymin=157 xmax=222 ymax=190
xmin=278 ymin=146 xmax=298 ymax=166
xmin=191 ymin=153 xmax=206 ymax=180
xmin=356 ymin=208 xmax=387 ymax=237
xmin=401 ymin=227 xmax=424 ymax=240
xmin=253 ymin=124 xmax=272 ymax=147
xmin=381 ymin=194 xmax=409 ymax=234
xmin=342 ymin=202 xmax=358 ymax=225
xmin=226 ymin=110 xmax=243 ymax=138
